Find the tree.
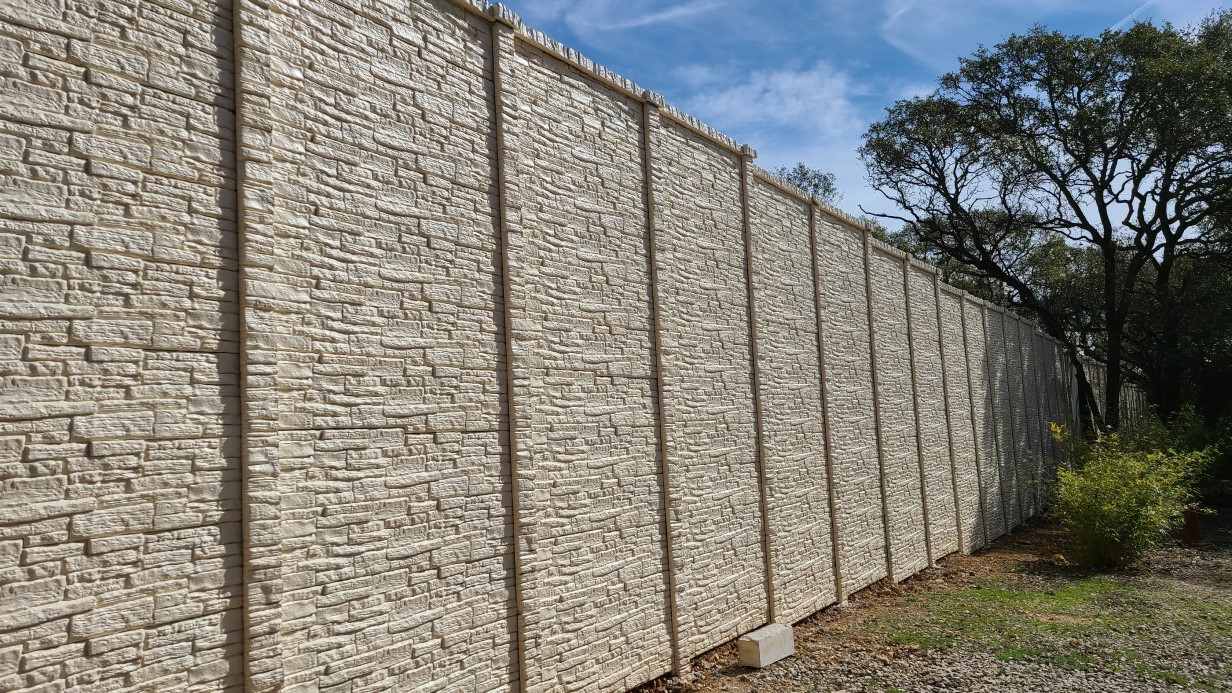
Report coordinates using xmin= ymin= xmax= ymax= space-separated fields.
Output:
xmin=860 ymin=12 xmax=1232 ymax=429
xmin=1124 ymin=238 xmax=1232 ymax=422
xmin=773 ymin=162 xmax=841 ymax=205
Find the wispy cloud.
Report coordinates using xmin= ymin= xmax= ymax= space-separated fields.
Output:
xmin=513 ymin=0 xmax=725 ymax=35
xmin=674 ymin=62 xmax=886 ymax=211
xmin=1119 ymin=0 xmax=1224 ymax=29
xmin=601 ymin=0 xmax=723 ymax=29
xmin=879 ymin=0 xmax=1224 ymax=72
xmin=879 ymin=0 xmax=1072 ymax=70
xmin=681 ymin=62 xmax=863 ymax=133
xmin=1111 ymin=1 xmax=1156 ymax=31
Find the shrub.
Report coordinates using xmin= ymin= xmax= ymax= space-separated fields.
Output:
xmin=1118 ymin=406 xmax=1212 ymax=455
xmin=1050 ymin=431 xmax=1212 ymax=568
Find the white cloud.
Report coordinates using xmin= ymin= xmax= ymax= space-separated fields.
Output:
xmin=879 ymin=0 xmax=1072 ymax=71
xmin=1111 ymin=1 xmax=1157 ymax=31
xmin=601 ymin=0 xmax=725 ymax=29
xmin=1128 ymin=0 xmax=1226 ymax=29
xmin=681 ymin=62 xmax=863 ymax=133
xmin=672 ymin=62 xmax=893 ymax=216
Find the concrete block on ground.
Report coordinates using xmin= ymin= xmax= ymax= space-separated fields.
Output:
xmin=737 ymin=622 xmax=794 ymax=668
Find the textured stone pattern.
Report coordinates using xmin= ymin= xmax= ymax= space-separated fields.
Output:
xmin=868 ymin=247 xmax=927 ymax=580
xmin=939 ymin=290 xmax=986 ymax=552
xmin=987 ymin=310 xmax=1022 ymax=532
xmin=966 ymin=300 xmax=1007 ymax=540
xmin=262 ymin=1 xmax=516 ymax=691
xmin=1003 ymin=316 xmax=1028 ymax=527
xmin=748 ymin=179 xmax=836 ymax=622
xmin=905 ymin=265 xmax=958 ymax=560
xmin=815 ymin=217 xmax=888 ymax=597
xmin=650 ymin=120 xmax=767 ymax=662
xmin=0 ymin=0 xmax=1082 ymax=691
xmin=501 ymin=41 xmax=672 ymax=691
xmin=0 ymin=0 xmax=244 ymax=690
xmin=1018 ymin=321 xmax=1041 ymax=518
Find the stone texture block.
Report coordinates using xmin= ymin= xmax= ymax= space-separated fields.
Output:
xmin=737 ymin=623 xmax=794 ymax=668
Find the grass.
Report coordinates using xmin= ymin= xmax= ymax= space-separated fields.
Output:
xmin=663 ymin=505 xmax=1232 ymax=693
xmin=878 ymin=575 xmax=1123 ymax=667
xmin=855 ymin=563 xmax=1231 ymax=688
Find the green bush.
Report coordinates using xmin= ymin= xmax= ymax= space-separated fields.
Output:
xmin=1051 ymin=431 xmax=1212 ymax=568
xmin=1118 ymin=406 xmax=1213 ymax=455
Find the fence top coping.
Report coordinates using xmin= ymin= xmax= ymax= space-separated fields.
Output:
xmin=463 ymin=1 xmax=882 ymax=236
xmin=464 ymin=0 xmax=1067 ymax=350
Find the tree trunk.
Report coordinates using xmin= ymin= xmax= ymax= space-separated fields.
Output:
xmin=1071 ymin=353 xmax=1104 ymax=434
xmin=1103 ymin=248 xmax=1122 ymax=430
xmin=1105 ymin=324 xmax=1123 ymax=430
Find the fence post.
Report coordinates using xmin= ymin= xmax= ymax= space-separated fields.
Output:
xmin=640 ymin=92 xmax=685 ymax=675
xmin=487 ymin=9 xmax=530 ymax=688
xmin=959 ymin=295 xmax=990 ymax=549
xmin=933 ymin=276 xmax=964 ymax=554
xmin=233 ymin=1 xmax=285 ymax=689
xmin=902 ymin=258 xmax=934 ymax=566
xmin=863 ymin=233 xmax=896 ymax=580
xmin=737 ymin=148 xmax=777 ymax=623
xmin=807 ymin=205 xmax=844 ymax=602
xmin=981 ymin=303 xmax=1010 ymax=536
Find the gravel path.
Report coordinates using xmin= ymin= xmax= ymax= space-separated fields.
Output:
xmin=645 ymin=501 xmax=1232 ymax=693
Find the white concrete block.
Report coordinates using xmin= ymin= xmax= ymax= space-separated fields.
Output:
xmin=737 ymin=622 xmax=794 ymax=668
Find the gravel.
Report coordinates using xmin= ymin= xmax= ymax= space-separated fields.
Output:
xmin=646 ymin=500 xmax=1232 ymax=693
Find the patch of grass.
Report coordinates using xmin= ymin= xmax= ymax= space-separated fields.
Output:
xmin=873 ymin=574 xmax=1143 ymax=671
xmin=852 ymin=566 xmax=1232 ymax=688
xmin=1141 ymin=665 xmax=1191 ymax=686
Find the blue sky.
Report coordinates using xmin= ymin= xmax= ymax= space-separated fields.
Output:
xmin=498 ymin=0 xmax=1226 ymax=221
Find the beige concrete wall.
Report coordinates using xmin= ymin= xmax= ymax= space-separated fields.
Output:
xmin=868 ymin=246 xmax=927 ymax=581
xmin=0 ymin=0 xmax=244 ymax=689
xmin=500 ymin=36 xmax=672 ymax=692
xmin=747 ymin=179 xmax=836 ymax=623
xmin=650 ymin=119 xmax=767 ymax=664
xmin=815 ymin=217 xmax=888 ymax=598
xmin=906 ymin=263 xmax=959 ymax=561
xmin=0 ymin=0 xmax=1094 ymax=691
xmin=939 ymin=288 xmax=986 ymax=553
xmin=968 ymin=300 xmax=1008 ymax=541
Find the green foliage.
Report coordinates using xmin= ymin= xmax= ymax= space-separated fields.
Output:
xmin=771 ymin=162 xmax=840 ymax=205
xmin=859 ymin=10 xmax=1232 ymax=428
xmin=1051 ymin=427 xmax=1214 ymax=567
xmin=1117 ymin=406 xmax=1215 ymax=454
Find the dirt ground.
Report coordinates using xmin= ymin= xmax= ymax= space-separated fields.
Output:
xmin=638 ymin=500 xmax=1232 ymax=693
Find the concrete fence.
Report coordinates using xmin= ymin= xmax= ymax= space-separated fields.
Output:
xmin=0 ymin=0 xmax=1138 ymax=691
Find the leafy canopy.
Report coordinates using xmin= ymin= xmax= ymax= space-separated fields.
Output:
xmin=860 ymin=12 xmax=1232 ymax=428
xmin=772 ymin=162 xmax=841 ymax=205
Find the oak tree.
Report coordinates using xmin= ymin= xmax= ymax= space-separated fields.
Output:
xmin=860 ymin=12 xmax=1232 ymax=428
